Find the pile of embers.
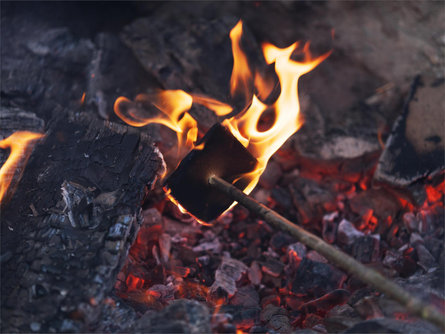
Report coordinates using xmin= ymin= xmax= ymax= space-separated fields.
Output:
xmin=114 ymin=142 xmax=444 ymax=333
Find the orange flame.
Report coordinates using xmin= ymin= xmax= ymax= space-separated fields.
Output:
xmin=115 ymin=91 xmax=196 ymax=150
xmin=223 ymin=39 xmax=330 ymax=194
xmin=229 ymin=20 xmax=252 ymax=101
xmin=191 ymin=94 xmax=233 ymax=116
xmin=80 ymin=92 xmax=86 ymax=105
xmin=164 ymin=187 xmax=215 ymax=226
xmin=0 ymin=131 xmax=44 ymax=204
xmin=114 ymin=20 xmax=330 ymax=211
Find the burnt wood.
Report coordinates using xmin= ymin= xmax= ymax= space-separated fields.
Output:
xmin=0 ymin=112 xmax=163 ymax=333
xmin=0 ymin=106 xmax=45 ymax=139
xmin=165 ymin=123 xmax=258 ymax=222
xmin=374 ymin=76 xmax=445 ymax=204
xmin=0 ymin=106 xmax=45 ymax=169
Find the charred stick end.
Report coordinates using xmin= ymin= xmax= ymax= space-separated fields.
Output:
xmin=165 ymin=123 xmax=258 ymax=222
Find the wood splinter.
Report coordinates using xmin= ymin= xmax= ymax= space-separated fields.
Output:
xmin=209 ymin=175 xmax=445 ymax=332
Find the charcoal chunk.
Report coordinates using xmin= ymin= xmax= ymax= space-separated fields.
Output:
xmin=337 ymin=219 xmax=364 ymax=245
xmin=230 ymin=286 xmax=260 ymax=308
xmin=210 ymin=257 xmax=248 ymax=297
xmin=260 ymin=258 xmax=284 ymax=278
xmin=290 ymin=258 xmax=346 ymax=298
xmin=270 ymin=232 xmax=296 ymax=252
xmin=324 ymin=304 xmax=361 ymax=332
xmin=344 ymin=318 xmax=441 ymax=334
xmin=135 ymin=299 xmax=211 ymax=333
xmin=352 ymin=236 xmax=380 ymax=263
xmin=260 ymin=304 xmax=291 ymax=334
xmin=219 ymin=305 xmax=260 ymax=330
xmin=298 ymin=289 xmax=350 ymax=315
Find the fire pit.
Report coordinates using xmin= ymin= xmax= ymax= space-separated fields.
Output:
xmin=1 ymin=2 xmax=444 ymax=333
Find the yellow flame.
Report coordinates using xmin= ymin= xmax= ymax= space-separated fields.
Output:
xmin=113 ymin=19 xmax=330 ymax=217
xmin=114 ymin=90 xmax=196 ymax=150
xmin=229 ymin=20 xmax=252 ymax=100
xmin=191 ymin=94 xmax=233 ymax=116
xmin=222 ymin=36 xmax=331 ymax=195
xmin=0 ymin=131 xmax=44 ymax=204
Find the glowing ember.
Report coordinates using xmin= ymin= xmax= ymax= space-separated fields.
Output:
xmin=114 ymin=20 xmax=330 ymax=203
xmin=0 ymin=131 xmax=44 ymax=204
xmin=116 ymin=158 xmax=444 ymax=331
xmin=80 ymin=92 xmax=86 ymax=105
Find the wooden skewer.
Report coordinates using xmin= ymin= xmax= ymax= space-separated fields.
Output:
xmin=208 ymin=175 xmax=445 ymax=332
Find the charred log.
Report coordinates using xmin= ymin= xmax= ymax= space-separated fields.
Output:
xmin=0 ymin=106 xmax=45 ymax=139
xmin=1 ymin=112 xmax=164 ymax=333
xmin=374 ymin=75 xmax=445 ymax=204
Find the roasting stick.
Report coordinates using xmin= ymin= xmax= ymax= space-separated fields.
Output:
xmin=209 ymin=175 xmax=445 ymax=332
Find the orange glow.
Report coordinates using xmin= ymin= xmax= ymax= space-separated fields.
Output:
xmin=229 ymin=20 xmax=252 ymax=101
xmin=113 ymin=20 xmax=330 ymax=216
xmin=212 ymin=297 xmax=226 ymax=313
xmin=176 ymin=281 xmax=209 ymax=299
xmin=80 ymin=92 xmax=86 ymax=105
xmin=425 ymin=184 xmax=443 ymax=203
xmin=421 ymin=178 xmax=444 ymax=214
xmin=0 ymin=131 xmax=44 ymax=204
xmin=377 ymin=126 xmax=385 ymax=149
xmin=126 ymin=274 xmax=144 ymax=291
xmin=397 ymin=196 xmax=415 ymax=212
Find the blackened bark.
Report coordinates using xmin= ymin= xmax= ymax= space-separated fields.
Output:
xmin=1 ymin=112 xmax=164 ymax=333
xmin=374 ymin=76 xmax=445 ymax=204
xmin=0 ymin=106 xmax=45 ymax=139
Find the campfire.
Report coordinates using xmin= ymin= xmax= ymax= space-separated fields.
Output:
xmin=114 ymin=19 xmax=330 ymax=222
xmin=1 ymin=2 xmax=444 ymax=333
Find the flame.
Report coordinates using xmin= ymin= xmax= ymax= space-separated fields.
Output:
xmin=114 ymin=20 xmax=329 ymax=213
xmin=191 ymin=94 xmax=233 ymax=116
xmin=80 ymin=92 xmax=86 ymax=105
xmin=115 ymin=91 xmax=196 ymax=151
xmin=254 ymin=71 xmax=275 ymax=101
xmin=222 ymin=39 xmax=330 ymax=194
xmin=0 ymin=131 xmax=44 ymax=204
xmin=229 ymin=20 xmax=252 ymax=102
xmin=164 ymin=187 xmax=215 ymax=226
